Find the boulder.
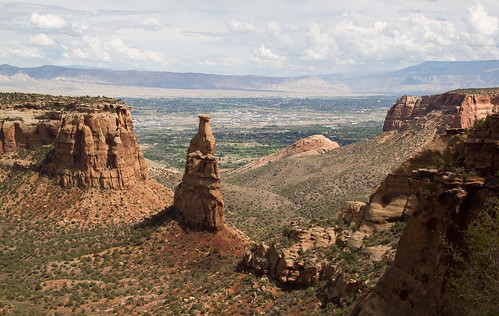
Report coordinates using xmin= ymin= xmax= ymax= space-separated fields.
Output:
xmin=337 ymin=201 xmax=368 ymax=228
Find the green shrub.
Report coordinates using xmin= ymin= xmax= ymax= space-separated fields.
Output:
xmin=445 ymin=199 xmax=499 ymax=315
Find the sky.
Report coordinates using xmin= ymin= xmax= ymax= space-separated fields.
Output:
xmin=0 ymin=0 xmax=498 ymax=77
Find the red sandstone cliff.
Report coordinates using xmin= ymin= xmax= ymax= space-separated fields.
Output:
xmin=383 ymin=90 xmax=499 ymax=132
xmin=342 ymin=89 xmax=498 ymax=234
xmin=0 ymin=96 xmax=147 ymax=189
xmin=348 ymin=113 xmax=499 ymax=315
xmin=345 ymin=131 xmax=467 ymax=234
xmin=47 ymin=105 xmax=147 ymax=189
xmin=174 ymin=115 xmax=225 ymax=231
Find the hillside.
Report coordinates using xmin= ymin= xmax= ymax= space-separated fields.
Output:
xmin=223 ymin=110 xmax=444 ymax=240
xmin=221 ymin=88 xmax=499 ymax=241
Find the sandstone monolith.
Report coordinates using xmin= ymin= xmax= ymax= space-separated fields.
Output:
xmin=174 ymin=115 xmax=225 ymax=231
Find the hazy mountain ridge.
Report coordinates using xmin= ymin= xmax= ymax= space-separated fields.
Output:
xmin=1 ymin=60 xmax=499 ymax=96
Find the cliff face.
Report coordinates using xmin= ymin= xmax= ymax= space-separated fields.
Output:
xmin=350 ymin=132 xmax=467 ymax=233
xmin=351 ymin=89 xmax=498 ymax=234
xmin=383 ymin=91 xmax=499 ymax=132
xmin=464 ymin=113 xmax=499 ymax=174
xmin=0 ymin=108 xmax=61 ymax=155
xmin=349 ymin=113 xmax=499 ymax=315
xmin=0 ymin=95 xmax=148 ymax=189
xmin=174 ymin=115 xmax=225 ymax=231
xmin=47 ymin=105 xmax=147 ymax=189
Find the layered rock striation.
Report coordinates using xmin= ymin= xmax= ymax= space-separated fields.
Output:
xmin=349 ymin=113 xmax=499 ymax=315
xmin=0 ymin=95 xmax=148 ymax=189
xmin=0 ymin=106 xmax=61 ymax=155
xmin=383 ymin=90 xmax=499 ymax=132
xmin=174 ymin=115 xmax=225 ymax=231
xmin=47 ymin=105 xmax=147 ymax=189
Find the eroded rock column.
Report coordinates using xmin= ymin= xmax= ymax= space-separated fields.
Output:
xmin=174 ymin=115 xmax=225 ymax=231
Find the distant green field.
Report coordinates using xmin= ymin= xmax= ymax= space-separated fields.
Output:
xmin=127 ymin=96 xmax=393 ymax=169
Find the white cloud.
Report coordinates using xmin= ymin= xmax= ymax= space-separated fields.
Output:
xmin=29 ymin=33 xmax=55 ymax=46
xmin=255 ymin=44 xmax=283 ymax=60
xmin=301 ymin=23 xmax=334 ymax=61
xmin=228 ymin=19 xmax=256 ymax=32
xmin=138 ymin=17 xmax=163 ymax=31
xmin=464 ymin=3 xmax=498 ymax=36
xmin=11 ymin=47 xmax=43 ymax=58
xmin=63 ymin=36 xmax=111 ymax=62
xmin=110 ymin=38 xmax=163 ymax=63
xmin=62 ymin=36 xmax=164 ymax=66
xmin=268 ymin=21 xmax=294 ymax=45
xmin=30 ymin=12 xmax=66 ymax=29
xmin=72 ymin=22 xmax=88 ymax=34
xmin=254 ymin=44 xmax=285 ymax=68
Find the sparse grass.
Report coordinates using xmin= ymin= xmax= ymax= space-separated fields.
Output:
xmin=223 ymin=111 xmax=441 ymax=240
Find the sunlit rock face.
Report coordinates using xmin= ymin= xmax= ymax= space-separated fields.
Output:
xmin=383 ymin=92 xmax=499 ymax=132
xmin=174 ymin=115 xmax=225 ymax=231
xmin=47 ymin=104 xmax=148 ymax=189
xmin=0 ymin=99 xmax=148 ymax=189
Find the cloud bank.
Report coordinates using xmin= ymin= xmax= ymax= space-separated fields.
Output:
xmin=0 ymin=1 xmax=498 ymax=76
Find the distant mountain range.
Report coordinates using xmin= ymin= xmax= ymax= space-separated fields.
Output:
xmin=1 ymin=60 xmax=498 ymax=96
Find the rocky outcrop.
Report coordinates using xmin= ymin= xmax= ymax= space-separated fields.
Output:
xmin=47 ymin=105 xmax=148 ymax=189
xmin=244 ymin=222 xmax=395 ymax=294
xmin=383 ymin=91 xmax=499 ymax=132
xmin=340 ymin=131 xmax=468 ymax=233
xmin=232 ymin=134 xmax=339 ymax=174
xmin=337 ymin=201 xmax=368 ymax=229
xmin=0 ymin=120 xmax=60 ymax=155
xmin=174 ymin=115 xmax=225 ymax=231
xmin=340 ymin=90 xmax=497 ymax=233
xmin=0 ymin=110 xmax=61 ymax=155
xmin=0 ymin=94 xmax=148 ymax=189
xmin=243 ymin=225 xmax=337 ymax=286
xmin=464 ymin=113 xmax=499 ymax=174
xmin=349 ymin=113 xmax=499 ymax=315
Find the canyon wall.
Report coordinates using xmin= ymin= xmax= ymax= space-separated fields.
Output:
xmin=174 ymin=115 xmax=225 ymax=231
xmin=46 ymin=104 xmax=147 ymax=189
xmin=0 ymin=96 xmax=148 ymax=189
xmin=350 ymin=131 xmax=467 ymax=233
xmin=349 ymin=113 xmax=499 ymax=315
xmin=344 ymin=90 xmax=498 ymax=234
xmin=383 ymin=91 xmax=499 ymax=132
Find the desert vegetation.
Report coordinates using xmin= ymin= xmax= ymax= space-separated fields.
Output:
xmin=444 ymin=198 xmax=499 ymax=316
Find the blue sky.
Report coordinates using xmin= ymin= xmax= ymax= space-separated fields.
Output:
xmin=0 ymin=0 xmax=498 ymax=76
